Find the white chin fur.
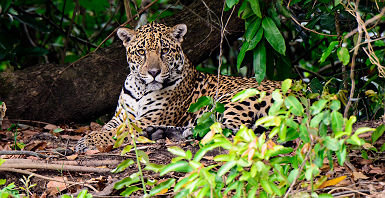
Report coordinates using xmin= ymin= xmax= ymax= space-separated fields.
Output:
xmin=147 ymin=82 xmax=163 ymax=90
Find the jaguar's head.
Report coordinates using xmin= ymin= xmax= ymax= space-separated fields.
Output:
xmin=117 ymin=23 xmax=187 ymax=91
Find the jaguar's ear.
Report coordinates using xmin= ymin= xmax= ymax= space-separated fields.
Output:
xmin=170 ymin=24 xmax=187 ymax=43
xmin=117 ymin=28 xmax=136 ymax=47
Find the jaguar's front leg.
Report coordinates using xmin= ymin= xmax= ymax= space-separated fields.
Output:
xmin=144 ymin=126 xmax=193 ymax=140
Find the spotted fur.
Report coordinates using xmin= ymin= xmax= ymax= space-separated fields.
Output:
xmin=75 ymin=23 xmax=281 ymax=152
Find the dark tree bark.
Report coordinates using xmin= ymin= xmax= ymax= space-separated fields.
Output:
xmin=0 ymin=0 xmax=244 ymax=123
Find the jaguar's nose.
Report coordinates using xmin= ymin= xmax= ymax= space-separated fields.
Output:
xmin=148 ymin=69 xmax=161 ymax=78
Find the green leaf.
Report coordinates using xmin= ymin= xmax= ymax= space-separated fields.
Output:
xmin=174 ymin=177 xmax=191 ymax=192
xmin=260 ymin=180 xmax=274 ymax=195
xmin=217 ymin=161 xmax=237 ymax=177
xmin=337 ymin=47 xmax=350 ymax=66
xmin=144 ymin=163 xmax=164 ymax=173
xmin=111 ymin=159 xmax=134 ymax=173
xmin=310 ymin=112 xmax=324 ymax=128
xmin=324 ymin=136 xmax=340 ymax=151
xmin=120 ymin=186 xmax=141 ymax=197
xmin=193 ymin=142 xmax=222 ymax=162
xmin=53 ymin=128 xmax=64 ymax=133
xmin=160 ymin=161 xmax=193 ymax=176
xmin=253 ymin=43 xmax=266 ymax=83
xmin=299 ymin=124 xmax=310 ymax=143
xmin=121 ymin=145 xmax=133 ymax=155
xmin=237 ymin=41 xmax=250 ymax=70
xmin=0 ymin=179 xmax=6 ymax=185
xmin=354 ymin=127 xmax=374 ymax=135
xmin=0 ymin=159 xmax=5 ymax=166
xmin=226 ymin=0 xmax=239 ymax=8
xmin=330 ymin=100 xmax=341 ymax=111
xmin=331 ymin=111 xmax=343 ymax=134
xmin=372 ymin=125 xmax=385 ymax=143
xmin=361 ymin=150 xmax=369 ymax=159
xmin=284 ymin=96 xmax=304 ymax=116
xmin=77 ymin=190 xmax=89 ymax=198
xmin=114 ymin=175 xmax=140 ymax=190
xmin=262 ymin=17 xmax=286 ymax=55
xmin=245 ymin=18 xmax=261 ymax=42
xmin=336 ymin=143 xmax=347 ymax=166
xmin=288 ymin=169 xmax=299 ymax=183
xmin=149 ymin=178 xmax=175 ymax=196
xmin=344 ymin=116 xmax=356 ymax=137
xmin=214 ymin=102 xmax=225 ymax=113
xmin=310 ymin=99 xmax=327 ymax=115
xmin=232 ymin=89 xmax=259 ymax=102
xmin=248 ymin=28 xmax=264 ymax=50
xmin=318 ymin=193 xmax=334 ymax=198
xmin=249 ymin=0 xmax=262 ymax=18
xmin=281 ymin=79 xmax=292 ymax=95
xmin=188 ymin=96 xmax=212 ymax=112
xmin=238 ymin=0 xmax=254 ymax=19
xmin=168 ymin=146 xmax=187 ymax=158
xmin=319 ymin=41 xmax=338 ymax=63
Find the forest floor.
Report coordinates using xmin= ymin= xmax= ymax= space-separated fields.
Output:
xmin=0 ymin=119 xmax=384 ymax=197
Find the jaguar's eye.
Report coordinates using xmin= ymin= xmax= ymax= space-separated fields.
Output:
xmin=137 ymin=49 xmax=145 ymax=55
xmin=161 ymin=48 xmax=169 ymax=55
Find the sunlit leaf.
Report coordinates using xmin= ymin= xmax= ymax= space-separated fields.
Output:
xmin=232 ymin=89 xmax=259 ymax=102
xmin=281 ymin=79 xmax=292 ymax=95
xmin=319 ymin=41 xmax=338 ymax=63
xmin=372 ymin=125 xmax=385 ymax=143
xmin=149 ymin=178 xmax=175 ymax=196
xmin=218 ymin=161 xmax=237 ymax=177
xmin=111 ymin=159 xmax=134 ymax=173
xmin=188 ymin=96 xmax=212 ymax=112
xmin=120 ymin=186 xmax=141 ymax=197
xmin=226 ymin=0 xmax=239 ymax=8
xmin=168 ymin=146 xmax=187 ymax=158
xmin=249 ymin=0 xmax=262 ymax=18
xmin=284 ymin=96 xmax=304 ymax=116
xmin=337 ymin=47 xmax=350 ymax=66
xmin=160 ymin=161 xmax=193 ymax=176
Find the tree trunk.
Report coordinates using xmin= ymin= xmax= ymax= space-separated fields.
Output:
xmin=0 ymin=0 xmax=243 ymax=123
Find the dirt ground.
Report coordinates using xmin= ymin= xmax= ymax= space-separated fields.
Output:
xmin=0 ymin=119 xmax=384 ymax=197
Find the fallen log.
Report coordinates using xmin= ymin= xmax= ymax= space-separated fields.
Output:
xmin=0 ymin=0 xmax=243 ymax=123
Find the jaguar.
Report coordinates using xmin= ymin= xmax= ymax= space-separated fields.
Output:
xmin=75 ymin=23 xmax=281 ymax=152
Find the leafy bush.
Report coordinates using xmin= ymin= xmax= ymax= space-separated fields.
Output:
xmin=111 ymin=79 xmax=384 ymax=197
xmin=145 ymin=79 xmax=376 ymax=197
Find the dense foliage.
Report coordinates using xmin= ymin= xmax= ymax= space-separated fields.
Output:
xmin=0 ymin=0 xmax=174 ymax=69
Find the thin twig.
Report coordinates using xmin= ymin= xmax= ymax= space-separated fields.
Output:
xmin=7 ymin=119 xmax=53 ymax=126
xmin=328 ymin=187 xmax=370 ymax=196
xmin=214 ymin=3 xmax=235 ymax=102
xmin=0 ymin=160 xmax=111 ymax=173
xmin=284 ymin=145 xmax=312 ymax=198
xmin=0 ymin=150 xmax=49 ymax=159
xmin=344 ymin=0 xmax=363 ymax=117
xmin=0 ymin=168 xmax=98 ymax=192
xmin=61 ymin=0 xmax=79 ymax=64
xmin=344 ymin=6 xmax=385 ymax=39
xmin=290 ymin=15 xmax=338 ymax=37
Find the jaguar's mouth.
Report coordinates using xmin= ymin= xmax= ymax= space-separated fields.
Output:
xmin=146 ymin=81 xmax=163 ymax=90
